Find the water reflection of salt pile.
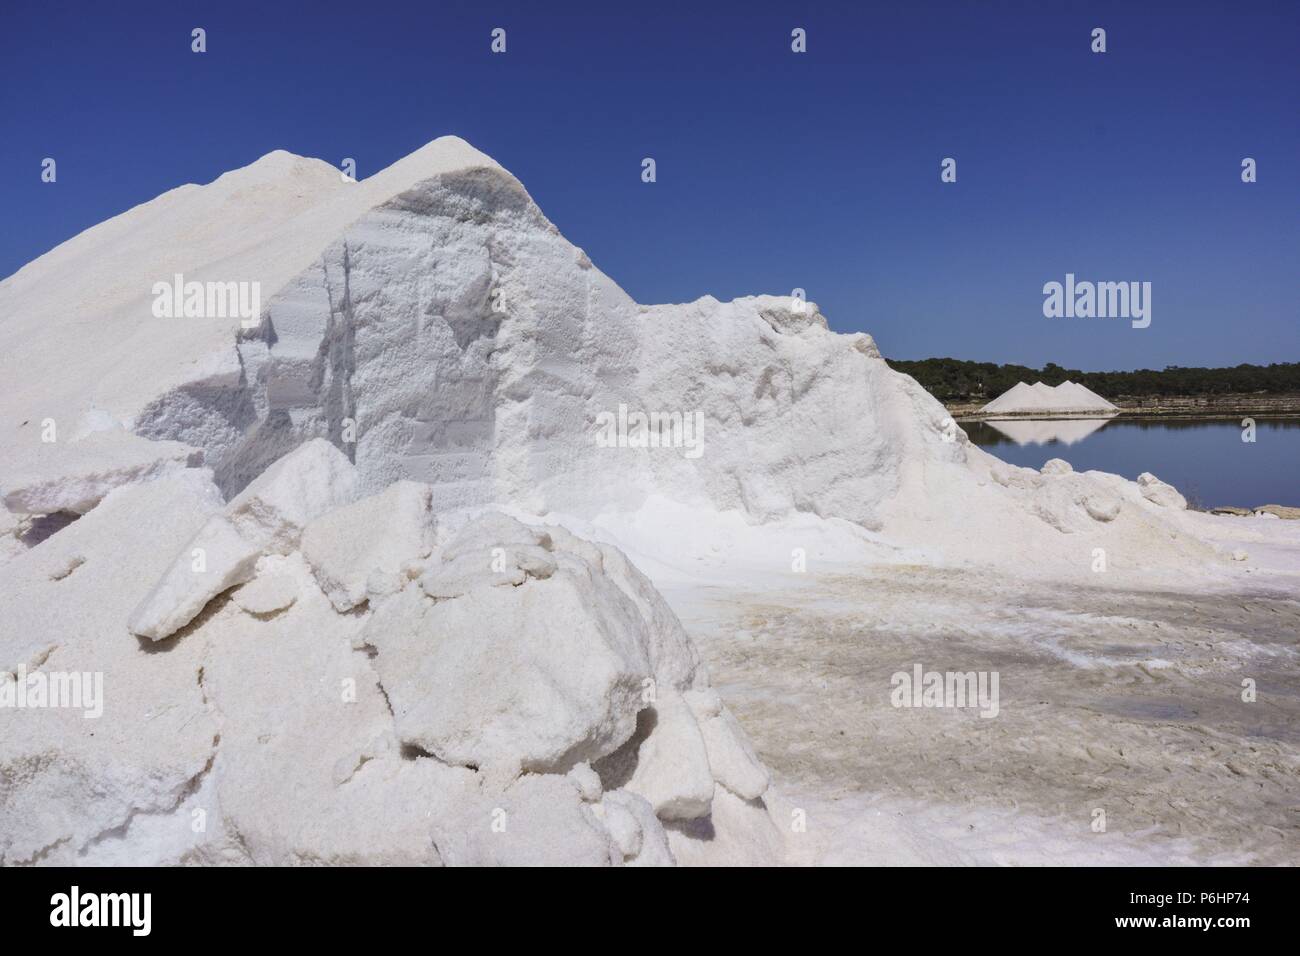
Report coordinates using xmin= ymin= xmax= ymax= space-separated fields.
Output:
xmin=985 ymin=418 xmax=1111 ymax=446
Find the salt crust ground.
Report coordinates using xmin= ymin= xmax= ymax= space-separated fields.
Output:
xmin=662 ymin=548 xmax=1299 ymax=866
xmin=2 ymin=138 xmax=1297 ymax=865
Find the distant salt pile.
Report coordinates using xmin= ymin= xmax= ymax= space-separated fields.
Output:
xmin=981 ymin=380 xmax=1119 ymax=416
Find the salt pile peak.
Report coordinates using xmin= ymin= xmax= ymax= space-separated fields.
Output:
xmin=0 ymin=136 xmax=508 ymax=458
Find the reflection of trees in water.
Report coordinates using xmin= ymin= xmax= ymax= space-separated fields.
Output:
xmin=1120 ymin=417 xmax=1300 ymax=432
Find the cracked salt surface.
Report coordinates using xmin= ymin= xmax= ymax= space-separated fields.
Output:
xmin=665 ymin=566 xmax=1299 ymax=865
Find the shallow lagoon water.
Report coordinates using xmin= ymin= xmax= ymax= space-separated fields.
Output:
xmin=966 ymin=417 xmax=1300 ymax=508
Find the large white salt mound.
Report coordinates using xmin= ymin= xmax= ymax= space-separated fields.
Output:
xmin=1 ymin=136 xmax=1216 ymax=579
xmin=2 ymin=136 xmax=1276 ymax=867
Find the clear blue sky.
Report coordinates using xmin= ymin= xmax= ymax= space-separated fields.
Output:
xmin=2 ymin=0 xmax=1295 ymax=370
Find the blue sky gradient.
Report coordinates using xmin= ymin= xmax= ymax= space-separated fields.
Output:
xmin=2 ymin=0 xmax=1295 ymax=370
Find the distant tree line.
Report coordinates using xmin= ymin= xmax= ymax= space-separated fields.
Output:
xmin=883 ymin=358 xmax=1300 ymax=404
